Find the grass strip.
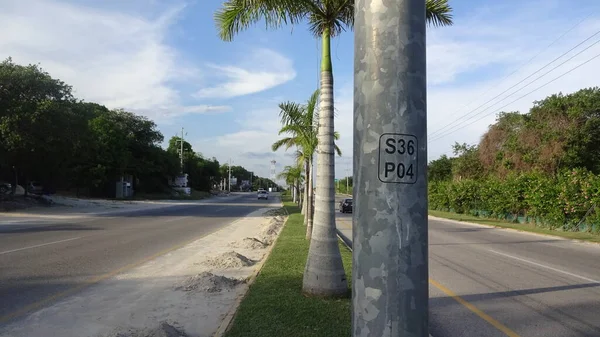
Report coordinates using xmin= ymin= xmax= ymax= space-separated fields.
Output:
xmin=429 ymin=209 xmax=600 ymax=243
xmin=225 ymin=200 xmax=352 ymax=337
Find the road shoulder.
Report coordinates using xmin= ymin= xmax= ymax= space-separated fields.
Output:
xmin=0 ymin=203 xmax=287 ymax=337
xmin=429 ymin=214 xmax=600 ymax=247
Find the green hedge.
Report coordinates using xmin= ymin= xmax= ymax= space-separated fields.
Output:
xmin=429 ymin=168 xmax=600 ymax=233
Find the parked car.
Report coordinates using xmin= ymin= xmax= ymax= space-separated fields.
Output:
xmin=339 ymin=198 xmax=352 ymax=213
xmin=27 ymin=181 xmax=44 ymax=195
xmin=257 ymin=191 xmax=269 ymax=200
xmin=0 ymin=181 xmax=12 ymax=195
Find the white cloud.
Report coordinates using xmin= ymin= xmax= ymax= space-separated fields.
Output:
xmin=193 ymin=107 xmax=295 ymax=180
xmin=194 ymin=48 xmax=297 ymax=99
xmin=334 ymin=1 xmax=600 ymax=164
xmin=194 ymin=1 xmax=600 ymax=180
xmin=0 ymin=0 xmax=224 ymax=121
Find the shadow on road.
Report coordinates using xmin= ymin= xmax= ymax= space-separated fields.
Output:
xmin=0 ymin=224 xmax=103 ymax=234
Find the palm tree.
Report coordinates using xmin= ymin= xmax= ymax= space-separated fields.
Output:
xmin=216 ymin=0 xmax=453 ymax=297
xmin=272 ymin=90 xmax=341 ymax=240
xmin=277 ymin=164 xmax=304 ymax=203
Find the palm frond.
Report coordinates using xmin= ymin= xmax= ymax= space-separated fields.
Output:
xmin=305 ymin=0 xmax=354 ymax=38
xmin=334 ymin=144 xmax=342 ymax=156
xmin=278 ymin=101 xmax=306 ymax=126
xmin=271 ymin=137 xmax=297 ymax=151
xmin=215 ymin=0 xmax=306 ymax=41
xmin=426 ymin=0 xmax=454 ymax=27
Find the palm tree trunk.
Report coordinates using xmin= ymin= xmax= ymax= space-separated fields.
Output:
xmin=302 ymin=29 xmax=348 ymax=297
xmin=292 ymin=183 xmax=297 ymax=203
xmin=302 ymin=160 xmax=309 ymax=222
xmin=306 ymin=156 xmax=314 ymax=239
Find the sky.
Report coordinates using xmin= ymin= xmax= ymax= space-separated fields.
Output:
xmin=2 ymin=0 xmax=600 ymax=182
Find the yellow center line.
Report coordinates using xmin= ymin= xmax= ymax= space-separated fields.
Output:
xmin=429 ymin=278 xmax=521 ymax=337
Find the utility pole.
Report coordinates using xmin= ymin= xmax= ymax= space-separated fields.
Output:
xmin=228 ymin=159 xmax=232 ymax=192
xmin=346 ymin=165 xmax=350 ymax=193
xmin=353 ymin=0 xmax=428 ymax=337
xmin=180 ymin=127 xmax=185 ymax=174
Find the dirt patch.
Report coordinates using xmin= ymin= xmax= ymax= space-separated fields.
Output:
xmin=229 ymin=237 xmax=268 ymax=250
xmin=174 ymin=272 xmax=244 ymax=293
xmin=104 ymin=321 xmax=188 ymax=337
xmin=263 ymin=208 xmax=286 ymax=217
xmin=203 ymin=251 xmax=256 ymax=268
xmin=259 ymin=218 xmax=285 ymax=245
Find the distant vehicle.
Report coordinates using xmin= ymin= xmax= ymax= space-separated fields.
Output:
xmin=257 ymin=188 xmax=266 ymax=193
xmin=0 ymin=181 xmax=12 ymax=194
xmin=339 ymin=198 xmax=352 ymax=213
xmin=27 ymin=181 xmax=44 ymax=195
xmin=257 ymin=191 xmax=269 ymax=200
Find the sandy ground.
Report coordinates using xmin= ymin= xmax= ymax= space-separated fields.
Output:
xmin=0 ymin=206 xmax=287 ymax=337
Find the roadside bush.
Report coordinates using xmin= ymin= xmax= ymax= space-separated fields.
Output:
xmin=429 ymin=168 xmax=600 ymax=232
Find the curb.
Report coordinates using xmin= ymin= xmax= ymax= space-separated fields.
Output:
xmin=213 ymin=197 xmax=286 ymax=337
xmin=428 ymin=215 xmax=600 ymax=248
xmin=336 ymin=228 xmax=353 ymax=250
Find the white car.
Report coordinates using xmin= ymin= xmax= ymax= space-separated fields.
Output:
xmin=257 ymin=191 xmax=269 ymax=200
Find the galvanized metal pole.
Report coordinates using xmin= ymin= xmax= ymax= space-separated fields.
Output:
xmin=353 ymin=0 xmax=428 ymax=336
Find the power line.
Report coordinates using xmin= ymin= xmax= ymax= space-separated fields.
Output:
xmin=428 ymin=35 xmax=600 ymax=142
xmin=429 ymin=27 xmax=600 ymax=139
xmin=428 ymin=12 xmax=593 ymax=134
xmin=429 ymin=50 xmax=600 ymax=143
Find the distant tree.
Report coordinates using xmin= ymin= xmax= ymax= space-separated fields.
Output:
xmin=428 ymin=155 xmax=454 ymax=182
xmin=452 ymin=142 xmax=484 ymax=180
xmin=479 ymin=87 xmax=600 ymax=176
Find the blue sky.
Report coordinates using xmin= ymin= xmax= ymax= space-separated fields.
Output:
xmin=2 ymin=0 xmax=600 ymax=180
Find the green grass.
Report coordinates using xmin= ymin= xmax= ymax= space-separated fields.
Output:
xmin=225 ymin=200 xmax=352 ymax=337
xmin=429 ymin=209 xmax=600 ymax=243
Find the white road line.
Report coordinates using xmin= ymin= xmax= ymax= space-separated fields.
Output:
xmin=489 ymin=249 xmax=600 ymax=284
xmin=163 ymin=216 xmax=189 ymax=223
xmin=0 ymin=236 xmax=82 ymax=255
xmin=214 ymin=207 xmax=227 ymax=212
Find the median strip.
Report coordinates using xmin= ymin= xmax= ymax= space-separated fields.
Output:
xmin=222 ymin=200 xmax=352 ymax=337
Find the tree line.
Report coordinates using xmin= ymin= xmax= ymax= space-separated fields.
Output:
xmin=0 ymin=58 xmax=275 ymax=198
xmin=428 ymin=87 xmax=600 ymax=233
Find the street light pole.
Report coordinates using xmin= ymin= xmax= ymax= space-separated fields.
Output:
xmin=228 ymin=159 xmax=232 ymax=192
xmin=353 ymin=0 xmax=428 ymax=336
xmin=180 ymin=127 xmax=184 ymax=174
xmin=346 ymin=165 xmax=349 ymax=193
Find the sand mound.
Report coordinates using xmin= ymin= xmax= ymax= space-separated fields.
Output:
xmin=174 ymin=272 xmax=243 ymax=293
xmin=204 ymin=251 xmax=255 ymax=268
xmin=261 ymin=218 xmax=285 ymax=239
xmin=104 ymin=321 xmax=187 ymax=337
xmin=229 ymin=237 xmax=268 ymax=249
xmin=264 ymin=208 xmax=286 ymax=217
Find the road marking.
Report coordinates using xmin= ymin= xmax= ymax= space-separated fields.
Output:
xmin=0 ymin=237 xmax=82 ymax=256
xmin=163 ymin=216 xmax=189 ymax=223
xmin=488 ymin=250 xmax=600 ymax=284
xmin=0 ymin=217 xmax=248 ymax=324
xmin=215 ymin=207 xmax=227 ymax=212
xmin=429 ymin=278 xmax=521 ymax=337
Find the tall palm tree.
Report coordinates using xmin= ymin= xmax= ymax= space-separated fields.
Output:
xmin=272 ymin=90 xmax=341 ymax=239
xmin=277 ymin=164 xmax=304 ymax=203
xmin=216 ymin=0 xmax=453 ymax=297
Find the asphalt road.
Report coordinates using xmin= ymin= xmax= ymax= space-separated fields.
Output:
xmin=335 ymin=195 xmax=600 ymax=337
xmin=0 ymin=192 xmax=279 ymax=325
